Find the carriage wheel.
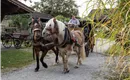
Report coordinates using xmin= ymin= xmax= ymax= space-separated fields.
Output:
xmin=13 ymin=39 xmax=22 ymax=49
xmin=24 ymin=40 xmax=32 ymax=47
xmin=90 ymin=36 xmax=95 ymax=52
xmin=2 ymin=35 xmax=12 ymax=48
xmin=85 ymin=43 xmax=90 ymax=57
xmin=85 ymin=41 xmax=91 ymax=57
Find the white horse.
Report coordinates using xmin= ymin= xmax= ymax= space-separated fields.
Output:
xmin=42 ymin=18 xmax=86 ymax=73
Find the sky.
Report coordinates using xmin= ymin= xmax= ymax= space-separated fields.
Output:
xmin=19 ymin=0 xmax=117 ymax=17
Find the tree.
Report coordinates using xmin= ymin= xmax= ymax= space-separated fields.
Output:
xmin=9 ymin=14 xmax=30 ymax=30
xmin=32 ymin=0 xmax=79 ymax=17
xmin=55 ymin=15 xmax=70 ymax=22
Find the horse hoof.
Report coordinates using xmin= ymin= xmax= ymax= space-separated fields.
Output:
xmin=42 ymin=63 xmax=48 ymax=68
xmin=35 ymin=68 xmax=39 ymax=72
xmin=56 ymin=61 xmax=59 ymax=64
xmin=52 ymin=62 xmax=58 ymax=66
xmin=74 ymin=66 xmax=79 ymax=68
xmin=56 ymin=59 xmax=59 ymax=63
xmin=63 ymin=69 xmax=70 ymax=74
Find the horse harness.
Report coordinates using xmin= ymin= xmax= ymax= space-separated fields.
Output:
xmin=57 ymin=27 xmax=81 ymax=48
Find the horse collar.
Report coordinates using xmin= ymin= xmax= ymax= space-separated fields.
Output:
xmin=57 ymin=28 xmax=72 ymax=48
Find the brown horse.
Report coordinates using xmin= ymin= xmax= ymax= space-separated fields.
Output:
xmin=31 ymin=17 xmax=59 ymax=72
xmin=42 ymin=18 xmax=86 ymax=73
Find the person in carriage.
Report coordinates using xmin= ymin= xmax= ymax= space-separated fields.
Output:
xmin=67 ymin=15 xmax=81 ymax=45
xmin=68 ymin=15 xmax=80 ymax=28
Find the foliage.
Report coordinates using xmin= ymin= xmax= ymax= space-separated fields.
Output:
xmin=1 ymin=49 xmax=33 ymax=72
xmin=32 ymin=0 xmax=78 ymax=17
xmin=85 ymin=0 xmax=130 ymax=79
xmin=118 ymin=0 xmax=130 ymax=23
xmin=55 ymin=15 xmax=70 ymax=22
xmin=9 ymin=14 xmax=30 ymax=30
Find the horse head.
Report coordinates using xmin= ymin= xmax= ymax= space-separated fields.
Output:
xmin=42 ymin=18 xmax=59 ymax=42
xmin=31 ymin=17 xmax=42 ymax=41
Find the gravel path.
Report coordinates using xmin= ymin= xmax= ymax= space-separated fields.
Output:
xmin=2 ymin=38 xmax=113 ymax=80
xmin=1 ymin=52 xmax=107 ymax=80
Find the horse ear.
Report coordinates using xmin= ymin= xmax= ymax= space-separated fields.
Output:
xmin=53 ymin=18 xmax=56 ymax=23
xmin=32 ymin=17 xmax=34 ymax=22
xmin=38 ymin=17 xmax=41 ymax=22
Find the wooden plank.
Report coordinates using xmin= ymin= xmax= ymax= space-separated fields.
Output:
xmin=8 ymin=0 xmax=34 ymax=13
xmin=0 ymin=15 xmax=5 ymax=23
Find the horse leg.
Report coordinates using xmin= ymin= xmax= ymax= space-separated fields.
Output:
xmin=33 ymin=46 xmax=35 ymax=60
xmin=91 ymin=45 xmax=94 ymax=52
xmin=35 ymin=50 xmax=40 ymax=72
xmin=62 ymin=53 xmax=69 ymax=73
xmin=40 ymin=51 xmax=48 ymax=68
xmin=52 ymin=47 xmax=59 ymax=63
xmin=75 ymin=47 xmax=82 ymax=68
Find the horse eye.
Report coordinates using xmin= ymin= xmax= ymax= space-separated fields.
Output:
xmin=49 ymin=24 xmax=51 ymax=26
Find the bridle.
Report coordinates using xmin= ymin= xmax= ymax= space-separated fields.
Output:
xmin=45 ymin=20 xmax=59 ymax=35
xmin=31 ymin=17 xmax=42 ymax=42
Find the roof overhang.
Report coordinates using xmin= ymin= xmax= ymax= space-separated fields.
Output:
xmin=1 ymin=0 xmax=34 ymax=20
xmin=31 ymin=12 xmax=53 ymax=22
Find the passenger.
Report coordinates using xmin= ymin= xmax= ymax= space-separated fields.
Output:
xmin=68 ymin=15 xmax=80 ymax=28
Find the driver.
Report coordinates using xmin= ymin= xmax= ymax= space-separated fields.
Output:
xmin=68 ymin=15 xmax=80 ymax=28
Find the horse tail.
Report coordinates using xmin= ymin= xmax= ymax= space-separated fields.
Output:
xmin=74 ymin=30 xmax=86 ymax=59
xmin=75 ymin=30 xmax=86 ymax=59
xmin=33 ymin=46 xmax=35 ymax=60
xmin=80 ymin=31 xmax=86 ymax=60
xmin=80 ymin=42 xmax=86 ymax=60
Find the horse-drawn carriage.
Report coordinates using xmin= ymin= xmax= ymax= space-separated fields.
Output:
xmin=1 ymin=27 xmax=32 ymax=49
xmin=67 ymin=20 xmax=95 ymax=57
xmin=30 ymin=17 xmax=95 ymax=73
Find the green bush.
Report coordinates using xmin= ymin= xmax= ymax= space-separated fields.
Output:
xmin=55 ymin=15 xmax=70 ymax=22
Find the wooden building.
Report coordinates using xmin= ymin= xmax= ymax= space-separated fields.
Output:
xmin=31 ymin=12 xmax=53 ymax=22
xmin=1 ymin=0 xmax=34 ymax=21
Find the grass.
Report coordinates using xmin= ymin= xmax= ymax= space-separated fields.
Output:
xmin=105 ymin=43 xmax=121 ymax=55
xmin=1 ymin=49 xmax=34 ymax=72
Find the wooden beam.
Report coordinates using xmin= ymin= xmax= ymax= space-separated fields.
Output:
xmin=0 ymin=15 xmax=5 ymax=23
xmin=2 ymin=6 xmax=20 ymax=15
xmin=2 ymin=0 xmax=8 ymax=5
xmin=8 ymin=0 xmax=34 ymax=13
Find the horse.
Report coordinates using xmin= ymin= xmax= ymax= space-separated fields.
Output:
xmin=31 ymin=17 xmax=59 ymax=72
xmin=42 ymin=18 xmax=86 ymax=73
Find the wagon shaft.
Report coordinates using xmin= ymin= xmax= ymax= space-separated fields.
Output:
xmin=33 ymin=42 xmax=55 ymax=47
